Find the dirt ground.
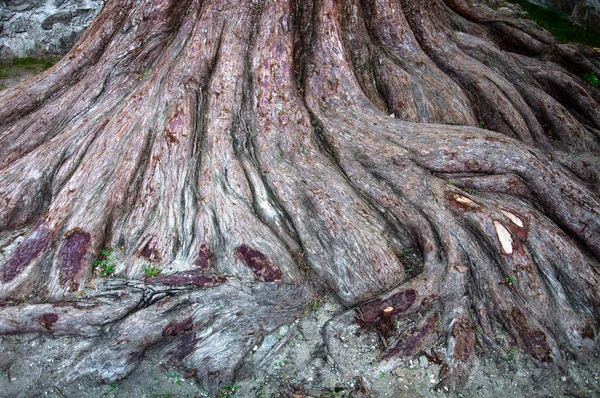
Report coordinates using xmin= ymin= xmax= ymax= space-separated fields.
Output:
xmin=1 ymin=294 xmax=599 ymax=398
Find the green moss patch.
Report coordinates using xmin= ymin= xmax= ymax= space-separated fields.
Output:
xmin=507 ymin=0 xmax=600 ymax=47
xmin=0 ymin=57 xmax=60 ymax=82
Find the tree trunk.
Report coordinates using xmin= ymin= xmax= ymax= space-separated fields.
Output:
xmin=1 ymin=0 xmax=599 ymax=394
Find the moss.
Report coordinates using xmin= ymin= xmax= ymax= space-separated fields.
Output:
xmin=506 ymin=0 xmax=600 ymax=47
xmin=0 ymin=57 xmax=60 ymax=82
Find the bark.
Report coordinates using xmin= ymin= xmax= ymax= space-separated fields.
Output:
xmin=0 ymin=0 xmax=599 ymax=394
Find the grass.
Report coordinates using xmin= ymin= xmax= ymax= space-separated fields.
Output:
xmin=0 ymin=57 xmax=60 ymax=81
xmin=506 ymin=0 xmax=600 ymax=47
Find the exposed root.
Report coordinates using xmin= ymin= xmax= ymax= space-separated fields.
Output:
xmin=0 ymin=0 xmax=598 ymax=393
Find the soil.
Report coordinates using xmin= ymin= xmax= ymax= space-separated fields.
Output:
xmin=1 ymin=295 xmax=599 ymax=398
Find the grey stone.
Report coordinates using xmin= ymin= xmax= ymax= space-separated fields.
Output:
xmin=419 ymin=355 xmax=429 ymax=369
xmin=12 ymin=16 xmax=28 ymax=33
xmin=278 ymin=325 xmax=289 ymax=337
xmin=0 ymin=0 xmax=104 ymax=61
xmin=41 ymin=11 xmax=72 ymax=30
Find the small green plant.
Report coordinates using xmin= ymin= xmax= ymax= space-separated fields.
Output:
xmin=93 ymin=248 xmax=116 ymax=277
xmin=143 ymin=264 xmax=161 ymax=277
xmin=274 ymin=360 xmax=286 ymax=369
xmin=310 ymin=297 xmax=324 ymax=311
xmin=584 ymin=72 xmax=599 ymax=86
xmin=141 ymin=67 xmax=151 ymax=80
xmin=507 ymin=348 xmax=516 ymax=363
xmin=501 ymin=275 xmax=515 ymax=289
xmin=377 ymin=370 xmax=386 ymax=379
xmin=102 ymin=383 xmax=120 ymax=396
xmin=165 ymin=371 xmax=183 ymax=386
xmin=218 ymin=385 xmax=240 ymax=397
xmin=150 ymin=393 xmax=173 ymax=398
xmin=478 ymin=121 xmax=486 ymax=129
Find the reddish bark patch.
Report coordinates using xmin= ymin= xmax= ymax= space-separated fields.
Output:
xmin=452 ymin=318 xmax=476 ymax=361
xmin=0 ymin=225 xmax=50 ymax=283
xmin=381 ymin=315 xmax=437 ymax=360
xmin=39 ymin=313 xmax=59 ymax=328
xmin=521 ymin=329 xmax=552 ymax=362
xmin=145 ymin=271 xmax=225 ymax=287
xmin=59 ymin=229 xmax=90 ymax=286
xmin=445 ymin=192 xmax=480 ymax=212
xmin=510 ymin=308 xmax=552 ymax=362
xmin=356 ymin=289 xmax=416 ymax=327
xmin=234 ymin=245 xmax=282 ymax=282
xmin=141 ymin=236 xmax=160 ymax=262
xmin=163 ymin=317 xmax=194 ymax=337
xmin=173 ymin=334 xmax=198 ymax=361
xmin=168 ymin=114 xmax=184 ymax=132
xmin=195 ymin=243 xmax=214 ymax=270
xmin=505 ymin=222 xmax=529 ymax=257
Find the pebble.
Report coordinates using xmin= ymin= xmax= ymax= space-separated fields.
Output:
xmin=419 ymin=355 xmax=429 ymax=369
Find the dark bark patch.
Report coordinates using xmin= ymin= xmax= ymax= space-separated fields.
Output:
xmin=510 ymin=308 xmax=552 ymax=362
xmin=163 ymin=317 xmax=194 ymax=337
xmin=195 ymin=243 xmax=214 ymax=270
xmin=145 ymin=271 xmax=225 ymax=287
xmin=140 ymin=236 xmax=160 ymax=262
xmin=39 ymin=313 xmax=58 ymax=329
xmin=356 ymin=289 xmax=416 ymax=327
xmin=59 ymin=229 xmax=90 ymax=287
xmin=234 ymin=245 xmax=283 ymax=282
xmin=521 ymin=329 xmax=552 ymax=362
xmin=381 ymin=315 xmax=437 ymax=360
xmin=580 ymin=324 xmax=595 ymax=340
xmin=0 ymin=224 xmax=50 ymax=283
xmin=172 ymin=334 xmax=198 ymax=362
xmin=452 ymin=318 xmax=476 ymax=361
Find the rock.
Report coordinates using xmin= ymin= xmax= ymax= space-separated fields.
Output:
xmin=6 ymin=1 xmax=37 ymax=13
xmin=0 ymin=0 xmax=104 ymax=61
xmin=419 ymin=355 xmax=429 ymax=369
xmin=41 ymin=11 xmax=72 ymax=30
xmin=278 ymin=325 xmax=289 ymax=337
xmin=12 ymin=16 xmax=28 ymax=33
